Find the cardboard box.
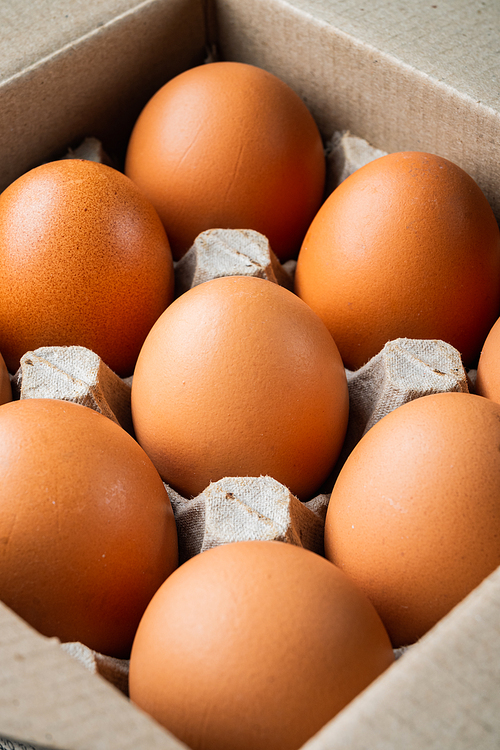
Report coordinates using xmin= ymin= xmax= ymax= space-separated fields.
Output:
xmin=1 ymin=0 xmax=500 ymax=748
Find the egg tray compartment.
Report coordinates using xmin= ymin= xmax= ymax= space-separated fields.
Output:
xmin=4 ymin=133 xmax=475 ymax=695
xmin=10 ymin=327 xmax=472 ymax=693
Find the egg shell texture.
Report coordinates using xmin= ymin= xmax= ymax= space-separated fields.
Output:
xmin=0 ymin=159 xmax=174 ymax=376
xmin=131 ymin=275 xmax=349 ymax=500
xmin=125 ymin=61 xmax=326 ymax=261
xmin=0 ymin=398 xmax=178 ymax=657
xmin=325 ymin=391 xmax=500 ymax=647
xmin=129 ymin=540 xmax=394 ymax=750
xmin=294 ymin=151 xmax=500 ymax=369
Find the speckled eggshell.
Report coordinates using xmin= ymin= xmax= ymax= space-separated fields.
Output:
xmin=0 ymin=398 xmax=178 ymax=658
xmin=0 ymin=352 xmax=12 ymax=404
xmin=129 ymin=540 xmax=394 ymax=750
xmin=131 ymin=275 xmax=349 ymax=500
xmin=294 ymin=152 xmax=500 ymax=370
xmin=0 ymin=159 xmax=175 ymax=376
xmin=125 ymin=61 xmax=326 ymax=261
xmin=325 ymin=391 xmax=500 ymax=647
xmin=475 ymin=316 xmax=500 ymax=402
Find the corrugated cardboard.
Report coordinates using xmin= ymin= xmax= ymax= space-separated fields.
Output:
xmin=1 ymin=0 xmax=500 ymax=748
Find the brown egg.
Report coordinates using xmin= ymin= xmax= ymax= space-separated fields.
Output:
xmin=131 ymin=276 xmax=349 ymax=500
xmin=295 ymin=151 xmax=500 ymax=370
xmin=324 ymin=392 xmax=500 ymax=647
xmin=475 ymin=316 xmax=500 ymax=401
xmin=0 ymin=352 xmax=12 ymax=405
xmin=0 ymin=398 xmax=178 ymax=657
xmin=0 ymin=159 xmax=174 ymax=376
xmin=129 ymin=540 xmax=394 ymax=750
xmin=125 ymin=61 xmax=325 ymax=261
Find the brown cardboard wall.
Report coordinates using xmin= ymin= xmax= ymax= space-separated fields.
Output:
xmin=0 ymin=601 xmax=186 ymax=749
xmin=0 ymin=0 xmax=207 ymax=192
xmin=215 ymin=0 xmax=500 ymax=220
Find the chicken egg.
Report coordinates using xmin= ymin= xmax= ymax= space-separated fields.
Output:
xmin=325 ymin=391 xmax=500 ymax=647
xmin=129 ymin=540 xmax=394 ymax=750
xmin=0 ymin=398 xmax=178 ymax=657
xmin=131 ymin=275 xmax=349 ymax=500
xmin=295 ymin=151 xmax=500 ymax=369
xmin=125 ymin=61 xmax=326 ymax=261
xmin=0 ymin=159 xmax=174 ymax=376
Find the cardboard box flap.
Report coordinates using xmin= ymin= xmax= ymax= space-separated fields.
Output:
xmin=215 ymin=0 xmax=500 ymax=219
xmin=0 ymin=601 xmax=187 ymax=750
xmin=303 ymin=564 xmax=500 ymax=749
xmin=0 ymin=0 xmax=206 ymax=192
xmin=2 ymin=1 xmax=500 ymax=748
xmin=0 ymin=0 xmax=180 ymax=83
xmin=279 ymin=0 xmax=500 ymax=112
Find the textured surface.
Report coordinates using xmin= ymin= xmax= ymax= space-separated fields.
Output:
xmin=167 ymin=475 xmax=328 ymax=564
xmin=14 ymin=346 xmax=134 ymax=435
xmin=174 ymin=228 xmax=294 ymax=297
xmin=285 ymin=0 xmax=500 ymax=111
xmin=61 ymin=642 xmax=130 ymax=697
xmin=0 ymin=0 xmax=161 ymax=81
xmin=0 ymin=0 xmax=206 ymax=191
